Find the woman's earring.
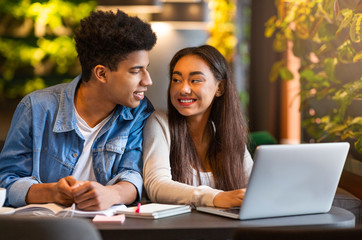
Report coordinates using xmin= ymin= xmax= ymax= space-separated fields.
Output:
xmin=216 ymin=92 xmax=221 ymax=97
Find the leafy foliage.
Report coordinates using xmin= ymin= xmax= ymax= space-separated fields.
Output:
xmin=207 ymin=0 xmax=251 ymax=112
xmin=207 ymin=0 xmax=237 ymax=62
xmin=265 ymin=0 xmax=362 ymax=155
xmin=0 ymin=0 xmax=96 ymax=98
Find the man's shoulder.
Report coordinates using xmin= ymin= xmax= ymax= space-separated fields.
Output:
xmin=22 ymin=76 xmax=79 ymax=103
xmin=128 ymin=97 xmax=155 ymax=118
xmin=22 ymin=82 xmax=69 ymax=102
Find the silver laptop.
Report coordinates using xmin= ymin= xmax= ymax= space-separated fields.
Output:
xmin=196 ymin=142 xmax=350 ymax=220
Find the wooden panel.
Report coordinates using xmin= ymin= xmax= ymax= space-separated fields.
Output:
xmin=249 ymin=0 xmax=281 ymax=139
xmin=339 ymin=170 xmax=362 ymax=201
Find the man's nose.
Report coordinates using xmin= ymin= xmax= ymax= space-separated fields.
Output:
xmin=141 ymin=70 xmax=152 ymax=86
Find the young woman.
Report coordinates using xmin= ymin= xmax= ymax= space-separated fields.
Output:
xmin=143 ymin=45 xmax=253 ymax=208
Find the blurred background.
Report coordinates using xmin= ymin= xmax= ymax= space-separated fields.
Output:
xmin=0 ymin=0 xmax=361 ymax=198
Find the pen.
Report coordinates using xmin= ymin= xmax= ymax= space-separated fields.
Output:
xmin=135 ymin=203 xmax=141 ymax=213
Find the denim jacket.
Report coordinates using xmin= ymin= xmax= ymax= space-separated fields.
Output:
xmin=0 ymin=75 xmax=154 ymax=207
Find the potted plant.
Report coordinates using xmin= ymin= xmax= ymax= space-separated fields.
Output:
xmin=265 ymin=0 xmax=362 ymax=160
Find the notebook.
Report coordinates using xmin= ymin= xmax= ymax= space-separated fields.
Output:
xmin=13 ymin=203 xmax=126 ymax=218
xmin=116 ymin=203 xmax=191 ymax=219
xmin=196 ymin=142 xmax=350 ymax=220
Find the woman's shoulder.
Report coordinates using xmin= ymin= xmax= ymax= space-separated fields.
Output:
xmin=145 ymin=110 xmax=169 ymax=131
xmin=144 ymin=110 xmax=171 ymax=146
xmin=148 ymin=110 xmax=168 ymax=124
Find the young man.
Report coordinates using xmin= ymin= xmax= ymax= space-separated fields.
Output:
xmin=0 ymin=10 xmax=157 ymax=210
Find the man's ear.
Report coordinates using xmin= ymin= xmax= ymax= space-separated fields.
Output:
xmin=93 ymin=65 xmax=107 ymax=83
xmin=216 ymin=79 xmax=225 ymax=97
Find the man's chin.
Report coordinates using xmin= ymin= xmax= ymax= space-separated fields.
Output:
xmin=123 ymin=101 xmax=140 ymax=109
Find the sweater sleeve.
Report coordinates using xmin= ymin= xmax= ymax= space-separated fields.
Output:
xmin=143 ymin=111 xmax=222 ymax=207
xmin=242 ymin=147 xmax=254 ymax=187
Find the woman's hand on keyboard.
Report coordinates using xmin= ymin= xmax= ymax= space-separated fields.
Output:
xmin=213 ymin=188 xmax=246 ymax=208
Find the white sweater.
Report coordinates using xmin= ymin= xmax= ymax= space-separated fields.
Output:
xmin=143 ymin=110 xmax=254 ymax=207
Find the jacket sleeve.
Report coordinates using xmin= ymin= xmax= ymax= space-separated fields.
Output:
xmin=143 ymin=111 xmax=222 ymax=207
xmin=0 ymin=99 xmax=39 ymax=207
xmin=108 ymin=99 xmax=154 ymax=201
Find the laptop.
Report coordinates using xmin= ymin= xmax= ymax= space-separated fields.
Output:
xmin=196 ymin=142 xmax=350 ymax=220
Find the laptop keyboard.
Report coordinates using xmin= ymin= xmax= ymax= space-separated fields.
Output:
xmin=220 ymin=207 xmax=240 ymax=214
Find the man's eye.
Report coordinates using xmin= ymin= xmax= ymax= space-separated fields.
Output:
xmin=172 ymin=78 xmax=181 ymax=83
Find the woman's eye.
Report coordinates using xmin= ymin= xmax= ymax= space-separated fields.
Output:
xmin=191 ymin=79 xmax=202 ymax=83
xmin=172 ymin=78 xmax=181 ymax=83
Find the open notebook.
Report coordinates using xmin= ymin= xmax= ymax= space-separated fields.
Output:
xmin=196 ymin=142 xmax=350 ymax=220
xmin=13 ymin=203 xmax=126 ymax=217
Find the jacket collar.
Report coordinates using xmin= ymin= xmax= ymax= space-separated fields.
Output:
xmin=53 ymin=75 xmax=134 ymax=133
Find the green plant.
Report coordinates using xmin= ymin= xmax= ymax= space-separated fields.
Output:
xmin=265 ymin=0 xmax=362 ymax=155
xmin=207 ymin=0 xmax=237 ymax=62
xmin=207 ymin=0 xmax=251 ymax=112
xmin=0 ymin=0 xmax=96 ymax=99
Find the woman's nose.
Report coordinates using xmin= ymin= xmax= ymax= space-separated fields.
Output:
xmin=181 ymin=82 xmax=191 ymax=94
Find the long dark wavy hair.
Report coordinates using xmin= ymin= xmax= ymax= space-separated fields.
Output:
xmin=168 ymin=45 xmax=249 ymax=191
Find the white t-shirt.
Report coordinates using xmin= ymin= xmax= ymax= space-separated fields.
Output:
xmin=72 ymin=109 xmax=112 ymax=181
xmin=192 ymin=169 xmax=215 ymax=188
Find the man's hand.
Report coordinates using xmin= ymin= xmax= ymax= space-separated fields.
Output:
xmin=26 ymin=176 xmax=80 ymax=206
xmin=52 ymin=176 xmax=78 ymax=206
xmin=213 ymin=189 xmax=247 ymax=208
xmin=26 ymin=177 xmax=137 ymax=210
xmin=71 ymin=181 xmax=137 ymax=211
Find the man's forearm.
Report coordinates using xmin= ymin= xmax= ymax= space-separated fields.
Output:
xmin=26 ymin=176 xmax=77 ymax=206
xmin=109 ymin=181 xmax=138 ymax=205
xmin=25 ymin=183 xmax=56 ymax=204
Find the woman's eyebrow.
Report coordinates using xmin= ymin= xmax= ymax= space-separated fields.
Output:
xmin=189 ymin=71 xmax=204 ymax=76
xmin=172 ymin=71 xmax=205 ymax=76
xmin=172 ymin=71 xmax=182 ymax=76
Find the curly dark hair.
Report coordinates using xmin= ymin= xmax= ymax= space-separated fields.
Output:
xmin=74 ymin=10 xmax=157 ymax=81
